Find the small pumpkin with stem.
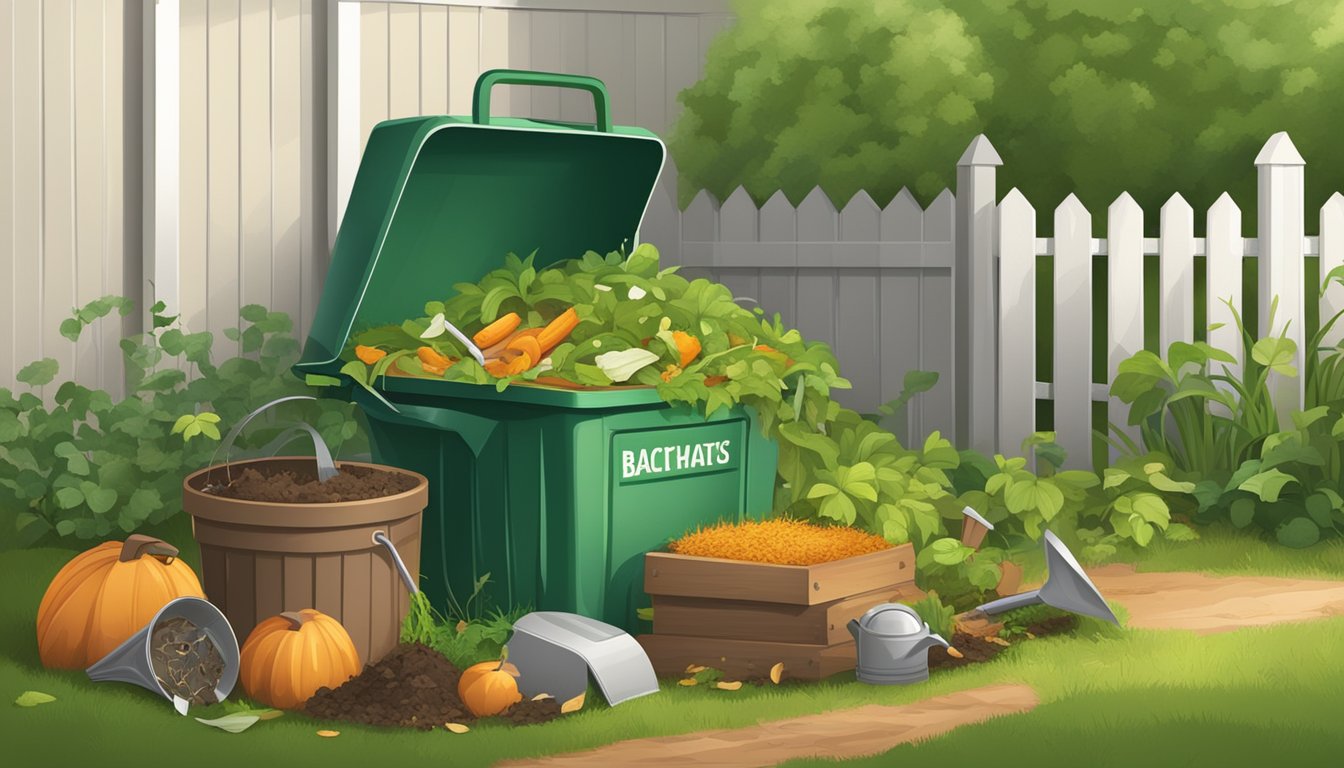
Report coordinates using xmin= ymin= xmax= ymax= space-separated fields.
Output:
xmin=458 ymin=648 xmax=523 ymax=717
xmin=240 ymin=608 xmax=361 ymax=710
xmin=37 ymin=535 xmax=206 ymax=669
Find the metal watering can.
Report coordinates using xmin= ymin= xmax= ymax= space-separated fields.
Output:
xmin=848 ymin=603 xmax=949 ymax=685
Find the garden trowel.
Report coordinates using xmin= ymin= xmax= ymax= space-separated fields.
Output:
xmin=975 ymin=530 xmax=1119 ymax=624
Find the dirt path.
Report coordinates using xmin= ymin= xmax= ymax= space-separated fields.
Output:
xmin=1086 ymin=564 xmax=1344 ymax=634
xmin=499 ymin=684 xmax=1037 ymax=768
xmin=504 ymin=567 xmax=1344 ymax=768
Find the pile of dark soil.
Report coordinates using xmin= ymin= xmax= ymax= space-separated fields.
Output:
xmin=150 ymin=617 xmax=225 ymax=705
xmin=929 ymin=613 xmax=1079 ymax=670
xmin=929 ymin=632 xmax=1004 ymax=670
xmin=304 ymin=643 xmax=565 ymax=730
xmin=205 ymin=464 xmax=418 ymax=503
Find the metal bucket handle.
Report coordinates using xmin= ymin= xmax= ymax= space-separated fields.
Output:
xmin=206 ymin=395 xmax=339 ymax=486
xmin=373 ymin=530 xmax=418 ymax=595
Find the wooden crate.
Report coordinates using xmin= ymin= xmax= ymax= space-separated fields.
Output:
xmin=652 ymin=584 xmax=925 ymax=646
xmin=644 ymin=544 xmax=914 ymax=605
xmin=637 ymin=634 xmax=858 ymax=682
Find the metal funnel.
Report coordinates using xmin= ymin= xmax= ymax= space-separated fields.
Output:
xmin=975 ymin=530 xmax=1118 ymax=624
xmin=86 ymin=596 xmax=240 ymax=711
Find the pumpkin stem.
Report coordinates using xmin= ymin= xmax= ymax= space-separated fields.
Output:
xmin=119 ymin=534 xmax=179 ymax=564
xmin=280 ymin=611 xmax=310 ymax=629
xmin=494 ymin=645 xmax=510 ymax=672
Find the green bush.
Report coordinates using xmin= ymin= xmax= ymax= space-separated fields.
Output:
xmin=1110 ymin=269 xmax=1344 ymax=547
xmin=0 ymin=297 xmax=367 ymax=546
xmin=673 ymin=0 xmax=1344 ymax=227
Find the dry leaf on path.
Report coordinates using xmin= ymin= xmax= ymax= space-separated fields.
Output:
xmin=769 ymin=663 xmax=784 ymax=684
xmin=444 ymin=723 xmax=471 ymax=734
xmin=986 ymin=637 xmax=1011 ymax=647
xmin=316 ymin=730 xmax=340 ymax=738
xmin=715 ymin=681 xmax=743 ymax=691
xmin=561 ymin=693 xmax=585 ymax=714
xmin=678 ymin=678 xmax=698 ymax=687
xmin=946 ymin=647 xmax=964 ymax=659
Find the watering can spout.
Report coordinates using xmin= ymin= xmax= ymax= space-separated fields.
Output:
xmin=909 ymin=633 xmax=949 ymax=657
xmin=847 ymin=618 xmax=861 ymax=642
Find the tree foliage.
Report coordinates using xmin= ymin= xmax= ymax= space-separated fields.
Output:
xmin=671 ymin=0 xmax=1341 ymax=227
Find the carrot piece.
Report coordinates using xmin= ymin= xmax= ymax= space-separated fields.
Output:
xmin=537 ymin=307 xmax=580 ymax=354
xmin=505 ymin=334 xmax=542 ymax=363
xmin=473 ymin=312 xmax=522 ymax=349
xmin=355 ymin=345 xmax=387 ymax=365
xmin=672 ymin=331 xmax=701 ymax=367
xmin=485 ymin=353 xmax=533 ymax=378
xmin=418 ymin=346 xmax=457 ymax=376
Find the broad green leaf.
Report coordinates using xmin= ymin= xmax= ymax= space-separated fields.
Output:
xmin=171 ymin=415 xmax=194 ymax=435
xmin=1230 ymin=498 xmax=1257 ymax=528
xmin=1130 ymin=518 xmax=1154 ymax=546
xmin=1276 ymin=517 xmax=1320 ymax=548
xmin=195 ymin=714 xmax=262 ymax=734
xmin=1163 ymin=523 xmax=1199 ymax=541
xmin=818 ymin=492 xmax=856 ymax=524
xmin=1305 ymin=494 xmax=1334 ymax=528
xmin=54 ymin=487 xmax=84 ymax=510
xmin=1102 ymin=468 xmax=1131 ymax=490
xmin=1148 ymin=472 xmax=1196 ymax=494
xmin=15 ymin=691 xmax=56 ymax=707
xmin=17 ymin=358 xmax=59 ymax=386
xmin=305 ymin=374 xmax=342 ymax=388
xmin=60 ymin=318 xmax=84 ymax=342
xmin=927 ymin=537 xmax=973 ymax=566
xmin=80 ymin=481 xmax=117 ymax=515
xmin=1238 ymin=468 xmax=1298 ymax=503
xmin=805 ymin=482 xmax=839 ymax=499
xmin=1251 ymin=337 xmax=1297 ymax=375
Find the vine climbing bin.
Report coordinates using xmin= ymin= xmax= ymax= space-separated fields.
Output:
xmin=295 ymin=70 xmax=778 ymax=632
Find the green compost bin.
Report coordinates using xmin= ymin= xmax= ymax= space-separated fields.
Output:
xmin=296 ymin=70 xmax=778 ymax=632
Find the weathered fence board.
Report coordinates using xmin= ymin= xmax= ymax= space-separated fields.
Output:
xmin=1106 ymin=193 xmax=1143 ymax=453
xmin=1206 ymin=193 xmax=1244 ymax=403
xmin=1321 ymin=194 xmax=1344 ymax=349
xmin=998 ymin=189 xmax=1036 ymax=457
xmin=1159 ymin=194 xmax=1195 ymax=353
xmin=1053 ymin=195 xmax=1094 ymax=469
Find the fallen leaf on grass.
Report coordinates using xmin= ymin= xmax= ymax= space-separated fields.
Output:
xmin=15 ymin=691 xmax=56 ymax=707
xmin=986 ymin=637 xmax=1011 ymax=647
xmin=195 ymin=714 xmax=261 ymax=734
xmin=560 ymin=693 xmax=585 ymax=714
xmin=946 ymin=647 xmax=964 ymax=659
xmin=444 ymin=723 xmax=470 ymax=734
xmin=316 ymin=730 xmax=340 ymax=738
xmin=1025 ymin=632 xmax=1037 ymax=640
xmin=715 ymin=681 xmax=742 ymax=691
xmin=769 ymin=663 xmax=784 ymax=684
xmin=531 ymin=693 xmax=553 ymax=701
xmin=678 ymin=678 xmax=698 ymax=687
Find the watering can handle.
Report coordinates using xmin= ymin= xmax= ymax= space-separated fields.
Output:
xmin=373 ymin=531 xmax=419 ymax=595
xmin=472 ymin=69 xmax=613 ymax=133
xmin=207 ymin=396 xmax=339 ymax=484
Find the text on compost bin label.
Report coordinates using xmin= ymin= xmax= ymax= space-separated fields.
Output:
xmin=618 ymin=439 xmax=736 ymax=481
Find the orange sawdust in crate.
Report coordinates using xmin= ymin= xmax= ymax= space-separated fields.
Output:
xmin=669 ymin=519 xmax=891 ymax=566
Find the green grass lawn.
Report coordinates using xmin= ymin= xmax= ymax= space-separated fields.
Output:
xmin=6 ymin=534 xmax=1344 ymax=767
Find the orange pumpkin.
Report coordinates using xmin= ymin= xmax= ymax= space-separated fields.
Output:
xmin=37 ymin=535 xmax=205 ymax=669
xmin=458 ymin=659 xmax=522 ymax=717
xmin=240 ymin=608 xmax=361 ymax=710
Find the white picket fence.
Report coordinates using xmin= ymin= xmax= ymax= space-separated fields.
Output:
xmin=648 ymin=132 xmax=1344 ymax=470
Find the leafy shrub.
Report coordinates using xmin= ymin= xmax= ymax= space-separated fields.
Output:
xmin=909 ymin=591 xmax=958 ymax=641
xmin=342 ymin=246 xmax=1180 ymax=585
xmin=673 ymin=0 xmax=1344 ymax=230
xmin=1110 ymin=270 xmax=1344 ymax=547
xmin=0 ymin=297 xmax=367 ymax=546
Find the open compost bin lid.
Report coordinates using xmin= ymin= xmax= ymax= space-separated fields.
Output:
xmin=296 ymin=69 xmax=665 ymax=406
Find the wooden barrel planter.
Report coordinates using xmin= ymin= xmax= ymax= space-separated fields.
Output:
xmin=183 ymin=457 xmax=428 ymax=666
xmin=637 ymin=543 xmax=921 ymax=681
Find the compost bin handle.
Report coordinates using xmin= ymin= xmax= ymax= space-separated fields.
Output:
xmin=207 ymin=396 xmax=340 ymax=485
xmin=373 ymin=531 xmax=419 ymax=595
xmin=472 ymin=69 xmax=613 ymax=133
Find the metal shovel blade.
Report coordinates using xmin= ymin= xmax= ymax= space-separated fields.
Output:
xmin=506 ymin=612 xmax=659 ymax=706
xmin=976 ymin=530 xmax=1119 ymax=624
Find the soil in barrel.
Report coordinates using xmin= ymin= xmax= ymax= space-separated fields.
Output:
xmin=304 ymin=643 xmax=565 ymax=730
xmin=203 ymin=463 xmax=418 ymax=503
